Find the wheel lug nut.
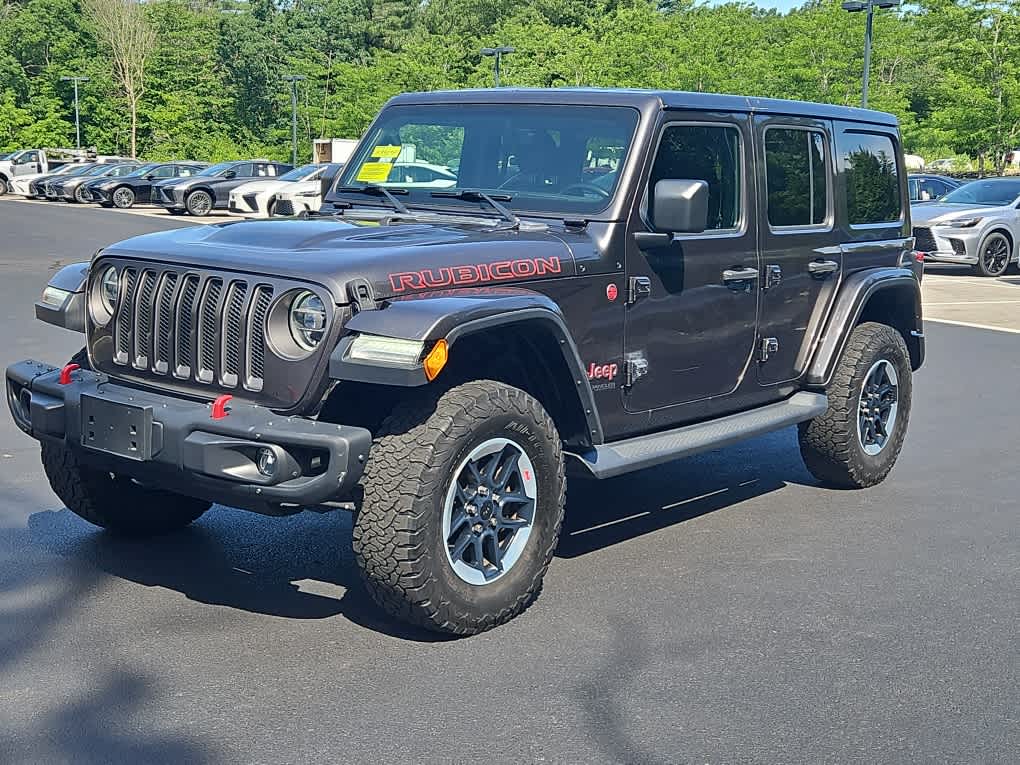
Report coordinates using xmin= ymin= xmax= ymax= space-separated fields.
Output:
xmin=489 ymin=517 xmax=498 ymax=527
xmin=466 ymin=504 xmax=477 ymax=516
xmin=473 ymin=523 xmax=483 ymax=533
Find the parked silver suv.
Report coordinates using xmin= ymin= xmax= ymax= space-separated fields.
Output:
xmin=912 ymin=177 xmax=1020 ymax=276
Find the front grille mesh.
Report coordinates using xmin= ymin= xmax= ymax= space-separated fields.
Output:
xmin=111 ymin=266 xmax=274 ymax=392
xmin=274 ymin=199 xmax=295 ymax=216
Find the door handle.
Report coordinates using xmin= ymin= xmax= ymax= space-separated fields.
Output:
xmin=808 ymin=259 xmax=839 ymax=277
xmin=722 ymin=267 xmax=759 ymax=282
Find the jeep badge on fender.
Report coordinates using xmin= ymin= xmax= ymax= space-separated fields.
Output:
xmin=8 ymin=88 xmax=923 ymax=636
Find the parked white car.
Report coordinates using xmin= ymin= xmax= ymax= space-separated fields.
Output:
xmin=912 ymin=177 xmax=1020 ymax=276
xmin=270 ymin=162 xmax=345 ymax=216
xmin=8 ymin=162 xmax=88 ymax=197
xmin=227 ymin=163 xmax=326 ymax=218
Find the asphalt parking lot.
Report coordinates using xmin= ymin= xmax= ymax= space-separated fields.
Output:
xmin=1 ymin=199 xmax=1017 ymax=764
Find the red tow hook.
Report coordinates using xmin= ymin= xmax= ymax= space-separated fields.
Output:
xmin=211 ymin=394 xmax=233 ymax=420
xmin=58 ymin=363 xmax=81 ymax=385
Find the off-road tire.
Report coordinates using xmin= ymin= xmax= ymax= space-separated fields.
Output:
xmin=353 ymin=380 xmax=566 ymax=635
xmin=40 ymin=348 xmax=210 ymax=536
xmin=799 ymin=322 xmax=912 ymax=489
xmin=112 ymin=186 xmax=135 ymax=209
xmin=186 ymin=189 xmax=213 ymax=217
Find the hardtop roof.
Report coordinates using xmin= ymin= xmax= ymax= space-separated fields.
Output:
xmin=389 ymin=87 xmax=899 ymax=127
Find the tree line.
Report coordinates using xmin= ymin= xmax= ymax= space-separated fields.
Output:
xmin=1 ymin=0 xmax=1019 ymax=170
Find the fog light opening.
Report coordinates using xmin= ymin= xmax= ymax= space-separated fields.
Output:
xmin=257 ymin=447 xmax=278 ymax=478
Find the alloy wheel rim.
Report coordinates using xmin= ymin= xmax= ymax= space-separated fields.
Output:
xmin=76 ymin=186 xmax=89 ymax=202
xmin=191 ymin=193 xmax=211 ymax=214
xmin=857 ymin=359 xmax=899 ymax=456
xmin=442 ymin=437 xmax=538 ymax=586
xmin=983 ymin=236 xmax=1009 ymax=274
xmin=114 ymin=188 xmax=132 ymax=207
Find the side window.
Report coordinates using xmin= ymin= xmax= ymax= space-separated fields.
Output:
xmin=840 ymin=131 xmax=901 ymax=225
xmin=908 ymin=178 xmax=920 ymax=201
xmin=152 ymin=165 xmax=175 ymax=178
xmin=764 ymin=128 xmax=828 ymax=228
xmin=648 ymin=124 xmax=742 ymax=231
xmin=232 ymin=163 xmax=253 ymax=177
xmin=178 ymin=166 xmax=197 ymax=177
xmin=24 ymin=150 xmax=39 ymax=163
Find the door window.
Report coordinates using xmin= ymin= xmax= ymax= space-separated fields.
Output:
xmin=152 ymin=165 xmax=175 ymax=178
xmin=839 ymin=131 xmax=902 ymax=225
xmin=648 ymin=124 xmax=742 ymax=231
xmin=764 ymin=128 xmax=828 ymax=228
xmin=177 ymin=166 xmax=199 ymax=177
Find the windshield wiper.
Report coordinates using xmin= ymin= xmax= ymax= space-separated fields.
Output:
xmin=336 ymin=184 xmax=410 ymax=214
xmin=431 ymin=189 xmax=520 ymax=229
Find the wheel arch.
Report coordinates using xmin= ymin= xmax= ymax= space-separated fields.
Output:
xmin=982 ymin=226 xmax=1015 ymax=261
xmin=806 ymin=267 xmax=923 ymax=386
xmin=323 ymin=290 xmax=603 ymax=448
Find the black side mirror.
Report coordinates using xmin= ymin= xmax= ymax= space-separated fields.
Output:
xmin=224 ymin=170 xmax=236 ymax=179
xmin=144 ymin=174 xmax=155 ymax=180
xmin=651 ymin=179 xmax=709 ymax=234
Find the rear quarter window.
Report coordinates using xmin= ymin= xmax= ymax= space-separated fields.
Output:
xmin=839 ymin=131 xmax=902 ymax=225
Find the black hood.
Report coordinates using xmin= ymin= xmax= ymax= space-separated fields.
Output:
xmin=100 ymin=218 xmax=578 ymax=301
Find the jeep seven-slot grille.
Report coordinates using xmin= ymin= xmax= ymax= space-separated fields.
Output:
xmin=110 ymin=266 xmax=274 ymax=392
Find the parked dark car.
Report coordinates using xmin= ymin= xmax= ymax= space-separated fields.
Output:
xmin=87 ymin=162 xmax=208 ymax=208
xmin=39 ymin=163 xmax=98 ymax=199
xmin=52 ymin=162 xmax=141 ymax=203
xmin=908 ymin=173 xmax=960 ymax=203
xmin=10 ymin=89 xmax=924 ymax=635
xmin=153 ymin=160 xmax=293 ymax=216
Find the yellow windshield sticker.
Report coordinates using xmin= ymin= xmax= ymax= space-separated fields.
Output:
xmin=356 ymin=162 xmax=393 ymax=183
xmin=371 ymin=145 xmax=402 ymax=159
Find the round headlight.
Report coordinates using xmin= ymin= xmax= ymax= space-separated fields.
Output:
xmin=289 ymin=291 xmax=326 ymax=350
xmin=99 ymin=266 xmax=119 ymax=314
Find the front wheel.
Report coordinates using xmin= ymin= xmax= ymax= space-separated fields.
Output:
xmin=186 ymin=189 xmax=213 ymax=217
xmin=799 ymin=322 xmax=912 ymax=488
xmin=74 ymin=185 xmax=91 ymax=203
xmin=972 ymin=231 xmax=1012 ymax=277
xmin=354 ymin=380 xmax=566 ymax=635
xmin=0 ymin=177 xmax=8 ymax=195
xmin=112 ymin=186 xmax=135 ymax=209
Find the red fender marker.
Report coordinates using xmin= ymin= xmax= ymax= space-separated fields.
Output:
xmin=58 ymin=363 xmax=80 ymax=385
xmin=211 ymin=394 xmax=233 ymax=419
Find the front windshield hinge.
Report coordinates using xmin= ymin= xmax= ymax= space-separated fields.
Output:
xmin=347 ymin=278 xmax=378 ymax=312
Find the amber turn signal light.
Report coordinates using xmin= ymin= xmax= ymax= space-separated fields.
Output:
xmin=423 ymin=339 xmax=449 ymax=381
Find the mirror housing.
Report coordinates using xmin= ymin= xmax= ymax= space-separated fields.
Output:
xmin=224 ymin=170 xmax=236 ymax=179
xmin=650 ymin=179 xmax=709 ymax=234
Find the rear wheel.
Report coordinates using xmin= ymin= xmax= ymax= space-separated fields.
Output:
xmin=799 ymin=322 xmax=912 ymax=489
xmin=354 ymin=380 xmax=565 ymax=635
xmin=972 ymin=232 xmax=1012 ymax=277
xmin=0 ymin=177 xmax=9 ymax=195
xmin=74 ymin=185 xmax=91 ymax=203
xmin=186 ymin=189 xmax=213 ymax=217
xmin=112 ymin=186 xmax=135 ymax=209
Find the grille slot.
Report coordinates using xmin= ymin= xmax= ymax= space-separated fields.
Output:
xmin=174 ymin=275 xmax=200 ymax=378
xmin=245 ymin=286 xmax=273 ymax=392
xmin=220 ymin=281 xmax=248 ymax=387
xmin=113 ymin=268 xmax=138 ymax=366
xmin=197 ymin=278 xmax=223 ymax=383
xmin=153 ymin=272 xmax=179 ymax=374
xmin=132 ymin=270 xmax=157 ymax=369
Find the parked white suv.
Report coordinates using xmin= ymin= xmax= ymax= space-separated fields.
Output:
xmin=269 ymin=162 xmax=345 ymax=216
xmin=912 ymin=177 xmax=1020 ymax=276
xmin=227 ymin=163 xmax=326 ymax=218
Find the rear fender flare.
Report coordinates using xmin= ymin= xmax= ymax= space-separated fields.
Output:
xmin=807 ymin=267 xmax=923 ymax=386
xmin=329 ymin=288 xmax=604 ymax=444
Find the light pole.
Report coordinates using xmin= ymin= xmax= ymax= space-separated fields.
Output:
xmin=282 ymin=74 xmax=306 ymax=166
xmin=842 ymin=0 xmax=899 ymax=109
xmin=481 ymin=46 xmax=515 ymax=88
xmin=60 ymin=75 xmax=90 ymax=149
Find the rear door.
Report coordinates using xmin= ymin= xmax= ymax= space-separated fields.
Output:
xmin=141 ymin=164 xmax=175 ymax=201
xmin=755 ymin=117 xmax=842 ymax=386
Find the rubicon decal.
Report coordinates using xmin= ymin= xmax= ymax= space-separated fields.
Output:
xmin=389 ymin=256 xmax=562 ymax=292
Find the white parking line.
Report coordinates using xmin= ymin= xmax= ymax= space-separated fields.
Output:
xmin=925 ymin=300 xmax=1020 ymax=306
xmin=926 ymin=317 xmax=1020 ymax=335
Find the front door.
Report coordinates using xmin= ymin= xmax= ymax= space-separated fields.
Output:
xmin=755 ymin=117 xmax=842 ymax=385
xmin=623 ymin=115 xmax=759 ymax=413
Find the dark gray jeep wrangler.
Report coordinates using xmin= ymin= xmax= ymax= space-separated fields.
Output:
xmin=7 ymin=89 xmax=923 ymax=634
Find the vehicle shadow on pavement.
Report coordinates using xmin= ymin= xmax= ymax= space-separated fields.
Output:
xmin=558 ymin=428 xmax=815 ymax=558
xmin=23 ymin=504 xmax=451 ymax=642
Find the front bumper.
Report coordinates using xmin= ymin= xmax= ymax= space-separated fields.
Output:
xmin=7 ymin=360 xmax=371 ymax=515
xmin=90 ymin=186 xmax=113 ymax=203
xmin=155 ymin=187 xmax=185 ymax=209
xmin=913 ymin=225 xmax=982 ymax=265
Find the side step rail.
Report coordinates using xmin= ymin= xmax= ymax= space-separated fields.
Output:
xmin=568 ymin=392 xmax=828 ymax=479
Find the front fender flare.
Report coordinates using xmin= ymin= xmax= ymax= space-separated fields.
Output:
xmin=329 ymin=288 xmax=604 ymax=444
xmin=806 ymin=267 xmax=923 ymax=386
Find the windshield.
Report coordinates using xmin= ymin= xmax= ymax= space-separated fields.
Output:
xmin=63 ymin=164 xmax=96 ymax=176
xmin=84 ymin=164 xmax=114 ymax=176
xmin=335 ymin=104 xmax=641 ymax=215
xmin=279 ymin=163 xmax=321 ymax=182
xmin=197 ymin=161 xmax=237 ymax=177
xmin=941 ymin=179 xmax=1020 ymax=207
xmin=123 ymin=163 xmax=160 ymax=177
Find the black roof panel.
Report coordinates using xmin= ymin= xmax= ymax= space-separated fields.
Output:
xmin=388 ymin=87 xmax=899 ymax=127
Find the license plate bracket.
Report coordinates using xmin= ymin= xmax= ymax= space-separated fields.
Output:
xmin=80 ymin=394 xmax=153 ymax=461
